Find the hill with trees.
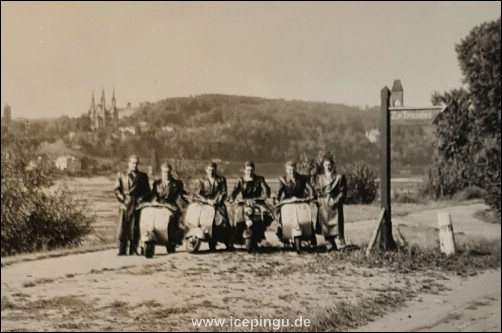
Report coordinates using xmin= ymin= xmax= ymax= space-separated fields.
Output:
xmin=7 ymin=94 xmax=436 ymax=176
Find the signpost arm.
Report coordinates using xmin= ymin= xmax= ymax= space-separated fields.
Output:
xmin=378 ymin=87 xmax=397 ymax=251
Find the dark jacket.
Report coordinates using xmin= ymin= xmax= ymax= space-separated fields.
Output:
xmin=195 ymin=175 xmax=229 ymax=226
xmin=114 ymin=170 xmax=151 ymax=243
xmin=276 ymin=172 xmax=314 ymax=201
xmin=151 ymin=177 xmax=188 ymax=209
xmin=231 ymin=175 xmax=271 ymax=200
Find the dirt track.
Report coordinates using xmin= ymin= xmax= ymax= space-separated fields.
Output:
xmin=1 ymin=202 xmax=500 ymax=332
xmin=354 ymin=268 xmax=501 ymax=332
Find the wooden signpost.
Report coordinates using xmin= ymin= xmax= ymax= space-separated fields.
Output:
xmin=390 ymin=105 xmax=447 ymax=125
xmin=367 ymin=83 xmax=447 ymax=254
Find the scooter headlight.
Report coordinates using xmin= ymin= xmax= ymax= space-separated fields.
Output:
xmin=244 ymin=207 xmax=253 ymax=216
xmin=245 ymin=220 xmax=253 ymax=227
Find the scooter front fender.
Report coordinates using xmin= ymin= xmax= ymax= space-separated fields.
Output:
xmin=141 ymin=230 xmax=158 ymax=244
xmin=291 ymin=227 xmax=302 ymax=238
xmin=185 ymin=228 xmax=205 ymax=240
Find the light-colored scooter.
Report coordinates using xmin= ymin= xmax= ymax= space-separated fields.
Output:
xmin=183 ymin=200 xmax=230 ymax=253
xmin=275 ymin=197 xmax=317 ymax=254
xmin=137 ymin=202 xmax=184 ymax=258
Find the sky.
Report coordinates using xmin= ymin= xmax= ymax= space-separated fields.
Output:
xmin=1 ymin=1 xmax=500 ymax=119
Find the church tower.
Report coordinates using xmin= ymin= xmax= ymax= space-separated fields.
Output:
xmin=89 ymin=91 xmax=97 ymax=130
xmin=112 ymin=88 xmax=118 ymax=127
xmin=101 ymin=88 xmax=106 ymax=128
xmin=390 ymin=80 xmax=404 ymax=107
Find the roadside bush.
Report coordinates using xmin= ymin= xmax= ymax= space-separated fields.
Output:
xmin=393 ymin=191 xmax=425 ymax=204
xmin=341 ymin=162 xmax=378 ymax=204
xmin=452 ymin=186 xmax=487 ymax=201
xmin=1 ymin=123 xmax=94 ymax=256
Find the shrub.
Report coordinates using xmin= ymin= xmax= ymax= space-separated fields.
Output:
xmin=452 ymin=186 xmax=487 ymax=201
xmin=1 ymin=123 xmax=94 ymax=256
xmin=341 ymin=162 xmax=378 ymax=204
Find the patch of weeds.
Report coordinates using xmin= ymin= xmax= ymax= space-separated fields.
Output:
xmin=473 ymin=209 xmax=500 ymax=224
xmin=108 ymin=300 xmax=129 ymax=308
xmin=21 ymin=277 xmax=55 ymax=288
xmin=1 ymin=296 xmax=22 ymax=310
xmin=150 ymin=305 xmax=198 ymax=317
xmin=278 ymin=294 xmax=294 ymax=302
xmin=141 ymin=300 xmax=162 ymax=308
xmin=315 ymin=238 xmax=501 ymax=277
xmin=57 ymin=322 xmax=91 ymax=330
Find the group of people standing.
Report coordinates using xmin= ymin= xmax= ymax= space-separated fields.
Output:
xmin=114 ymin=155 xmax=347 ymax=255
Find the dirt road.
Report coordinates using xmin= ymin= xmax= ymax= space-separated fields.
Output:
xmin=354 ymin=269 xmax=501 ymax=332
xmin=1 ymin=202 xmax=500 ymax=331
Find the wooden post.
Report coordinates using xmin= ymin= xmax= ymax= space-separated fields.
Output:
xmin=438 ymin=212 xmax=456 ymax=256
xmin=366 ymin=208 xmax=386 ymax=256
xmin=378 ymin=87 xmax=397 ymax=250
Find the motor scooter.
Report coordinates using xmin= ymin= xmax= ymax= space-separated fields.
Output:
xmin=232 ymin=198 xmax=272 ymax=252
xmin=275 ymin=197 xmax=317 ymax=254
xmin=137 ymin=202 xmax=184 ymax=258
xmin=183 ymin=199 xmax=230 ymax=253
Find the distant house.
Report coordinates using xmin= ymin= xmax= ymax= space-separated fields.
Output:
xmin=55 ymin=155 xmax=81 ymax=172
xmin=119 ymin=126 xmax=136 ymax=136
xmin=138 ymin=121 xmax=151 ymax=132
xmin=365 ymin=129 xmax=379 ymax=143
xmin=161 ymin=126 xmax=174 ymax=132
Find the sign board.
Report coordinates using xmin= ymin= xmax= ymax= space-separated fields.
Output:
xmin=376 ymin=85 xmax=449 ymax=251
xmin=390 ymin=105 xmax=447 ymax=125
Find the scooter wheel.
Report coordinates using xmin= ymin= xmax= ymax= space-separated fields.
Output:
xmin=166 ymin=242 xmax=176 ymax=254
xmin=145 ymin=242 xmax=155 ymax=258
xmin=186 ymin=237 xmax=201 ymax=253
xmin=245 ymin=238 xmax=254 ymax=253
xmin=294 ymin=237 xmax=302 ymax=254
xmin=208 ymin=239 xmax=217 ymax=252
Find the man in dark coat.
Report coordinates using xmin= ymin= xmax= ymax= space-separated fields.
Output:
xmin=274 ymin=160 xmax=315 ymax=239
xmin=276 ymin=161 xmax=315 ymax=202
xmin=194 ymin=162 xmax=232 ymax=248
xmin=114 ymin=154 xmax=151 ymax=255
xmin=230 ymin=161 xmax=272 ymax=240
xmin=315 ymin=157 xmax=347 ymax=251
xmin=151 ymin=163 xmax=189 ymax=244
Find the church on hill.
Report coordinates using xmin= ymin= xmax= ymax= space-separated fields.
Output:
xmin=88 ymin=89 xmax=119 ymax=131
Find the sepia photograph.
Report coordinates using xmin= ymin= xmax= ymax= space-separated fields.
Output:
xmin=1 ymin=1 xmax=500 ymax=332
